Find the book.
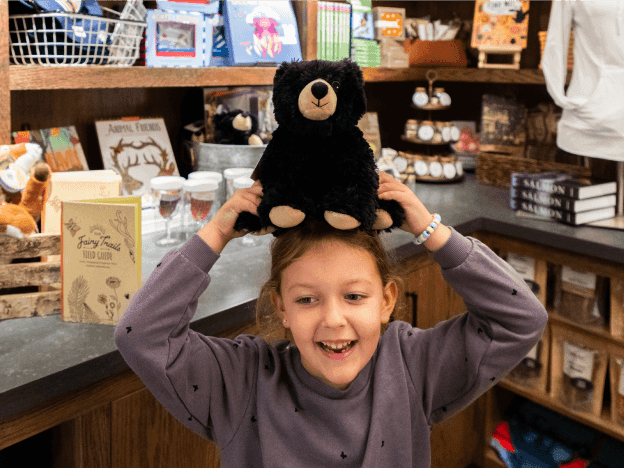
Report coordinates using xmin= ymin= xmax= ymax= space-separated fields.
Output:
xmin=510 ymin=187 xmax=617 ymax=213
xmin=510 ymin=199 xmax=615 ymax=226
xmin=95 ymin=117 xmax=180 ymax=199
xmin=471 ymin=0 xmax=530 ymax=49
xmin=223 ymin=0 xmax=302 ymax=66
xmin=12 ymin=126 xmax=89 ymax=172
xmin=480 ymin=94 xmax=527 ymax=154
xmin=61 ymin=196 xmax=142 ymax=325
xmin=511 ymin=172 xmax=617 ymax=200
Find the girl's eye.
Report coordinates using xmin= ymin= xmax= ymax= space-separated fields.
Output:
xmin=346 ymin=294 xmax=366 ymax=301
xmin=295 ymin=297 xmax=315 ymax=305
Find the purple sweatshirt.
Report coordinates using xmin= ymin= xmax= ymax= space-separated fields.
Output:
xmin=115 ymin=226 xmax=548 ymax=468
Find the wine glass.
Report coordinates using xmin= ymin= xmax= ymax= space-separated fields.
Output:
xmin=188 ymin=171 xmax=223 ymax=223
xmin=187 ymin=179 xmax=218 ymax=232
xmin=232 ymin=176 xmax=259 ymax=247
xmin=150 ymin=176 xmax=185 ymax=247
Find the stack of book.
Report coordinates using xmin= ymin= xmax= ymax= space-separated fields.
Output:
xmin=510 ymin=172 xmax=617 ymax=226
xmin=317 ymin=1 xmax=352 ymax=62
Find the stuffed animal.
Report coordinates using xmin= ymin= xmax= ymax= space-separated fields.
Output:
xmin=233 ymin=58 xmax=405 ymax=237
xmin=0 ymin=143 xmax=50 ymax=239
xmin=213 ymin=110 xmax=264 ymax=146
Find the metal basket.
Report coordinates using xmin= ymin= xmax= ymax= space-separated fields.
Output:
xmin=9 ymin=2 xmax=147 ymax=66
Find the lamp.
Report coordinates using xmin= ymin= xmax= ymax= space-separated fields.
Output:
xmin=541 ymin=0 xmax=624 ymax=230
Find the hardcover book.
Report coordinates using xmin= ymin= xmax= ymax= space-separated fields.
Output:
xmin=95 ymin=117 xmax=180 ymax=199
xmin=223 ymin=0 xmax=302 ymax=66
xmin=511 ymin=172 xmax=617 ymax=200
xmin=12 ymin=126 xmax=89 ymax=172
xmin=61 ymin=196 xmax=142 ymax=325
xmin=510 ymin=187 xmax=617 ymax=213
xmin=510 ymin=199 xmax=615 ymax=226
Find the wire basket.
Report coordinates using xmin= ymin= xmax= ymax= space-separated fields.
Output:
xmin=9 ymin=2 xmax=147 ymax=66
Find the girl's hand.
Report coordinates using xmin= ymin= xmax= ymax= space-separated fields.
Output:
xmin=201 ymin=180 xmax=274 ymax=253
xmin=377 ymin=171 xmax=434 ymax=236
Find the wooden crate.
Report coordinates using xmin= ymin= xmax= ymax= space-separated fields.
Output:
xmin=0 ymin=233 xmax=61 ymax=320
xmin=476 ymin=152 xmax=592 ymax=189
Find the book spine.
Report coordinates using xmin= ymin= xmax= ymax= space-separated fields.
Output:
xmin=332 ymin=2 xmax=337 ymax=61
xmin=510 ymin=187 xmax=617 ymax=213
xmin=317 ymin=1 xmax=322 ymax=60
xmin=510 ymin=199 xmax=567 ymax=222
xmin=322 ymin=2 xmax=328 ymax=60
xmin=511 ymin=174 xmax=570 ymax=195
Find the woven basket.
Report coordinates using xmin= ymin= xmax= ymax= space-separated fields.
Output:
xmin=476 ymin=152 xmax=591 ymax=189
xmin=539 ymin=30 xmax=574 ymax=69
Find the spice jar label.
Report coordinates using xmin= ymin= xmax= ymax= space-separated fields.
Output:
xmin=563 ymin=342 xmax=595 ymax=381
xmin=507 ymin=253 xmax=536 ymax=281
xmin=562 ymin=266 xmax=596 ymax=290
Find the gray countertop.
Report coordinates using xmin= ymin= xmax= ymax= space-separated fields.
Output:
xmin=1 ymin=173 xmax=623 ymax=422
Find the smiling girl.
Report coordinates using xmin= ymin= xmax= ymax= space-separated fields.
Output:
xmin=115 ymin=172 xmax=548 ymax=468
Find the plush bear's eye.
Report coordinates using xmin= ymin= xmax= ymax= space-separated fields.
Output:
xmin=332 ymin=81 xmax=340 ymax=90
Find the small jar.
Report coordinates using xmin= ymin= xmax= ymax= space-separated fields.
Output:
xmin=412 ymin=87 xmax=429 ymax=107
xmin=442 ymin=162 xmax=457 ymax=179
xmin=417 ymin=120 xmax=435 ymax=141
xmin=405 ymin=120 xmax=419 ymax=139
xmin=224 ymin=167 xmax=254 ymax=201
xmin=431 ymin=122 xmax=444 ymax=144
xmin=450 ymin=124 xmax=461 ymax=142
xmin=441 ymin=122 xmax=452 ymax=143
xmin=414 ymin=159 xmax=429 ymax=177
xmin=429 ymin=161 xmax=443 ymax=178
xmin=434 ymin=87 xmax=452 ymax=106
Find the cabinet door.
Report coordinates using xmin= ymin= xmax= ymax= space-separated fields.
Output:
xmin=111 ymin=388 xmax=220 ymax=468
xmin=404 ymin=258 xmax=475 ymax=468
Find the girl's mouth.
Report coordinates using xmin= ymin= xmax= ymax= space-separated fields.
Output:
xmin=317 ymin=340 xmax=357 ymax=360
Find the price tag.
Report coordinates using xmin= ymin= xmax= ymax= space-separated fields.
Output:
xmin=507 ymin=253 xmax=535 ymax=281
xmin=562 ymin=266 xmax=596 ymax=290
xmin=563 ymin=342 xmax=595 ymax=381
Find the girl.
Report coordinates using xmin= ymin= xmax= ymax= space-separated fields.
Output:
xmin=115 ymin=171 xmax=548 ymax=468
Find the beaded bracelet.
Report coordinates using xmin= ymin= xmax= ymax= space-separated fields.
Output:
xmin=413 ymin=213 xmax=441 ymax=245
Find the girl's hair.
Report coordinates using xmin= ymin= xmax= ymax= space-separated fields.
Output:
xmin=255 ymin=219 xmax=407 ymax=346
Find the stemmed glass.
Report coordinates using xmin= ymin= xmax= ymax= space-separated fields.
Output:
xmin=150 ymin=176 xmax=185 ymax=247
xmin=188 ymin=180 xmax=218 ymax=232
xmin=232 ymin=176 xmax=259 ymax=247
xmin=188 ymin=171 xmax=223 ymax=229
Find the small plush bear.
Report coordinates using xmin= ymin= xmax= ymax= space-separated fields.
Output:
xmin=233 ymin=58 xmax=405 ymax=237
xmin=213 ymin=110 xmax=264 ymax=146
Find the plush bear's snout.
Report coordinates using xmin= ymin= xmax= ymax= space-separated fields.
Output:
xmin=298 ymin=78 xmax=337 ymax=121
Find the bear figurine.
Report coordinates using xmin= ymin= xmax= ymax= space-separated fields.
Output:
xmin=213 ymin=110 xmax=264 ymax=146
xmin=234 ymin=58 xmax=405 ymax=237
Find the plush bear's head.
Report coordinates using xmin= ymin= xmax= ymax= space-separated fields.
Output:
xmin=213 ymin=110 xmax=259 ymax=145
xmin=272 ymin=59 xmax=366 ymax=137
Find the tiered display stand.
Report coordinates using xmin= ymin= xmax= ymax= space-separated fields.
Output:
xmin=400 ymin=70 xmax=464 ymax=184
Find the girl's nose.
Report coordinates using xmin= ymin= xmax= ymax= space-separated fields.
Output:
xmin=319 ymin=299 xmax=347 ymax=326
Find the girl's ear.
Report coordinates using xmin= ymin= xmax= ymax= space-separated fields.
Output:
xmin=381 ymin=280 xmax=398 ymax=324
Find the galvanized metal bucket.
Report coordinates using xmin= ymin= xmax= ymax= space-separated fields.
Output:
xmin=190 ymin=141 xmax=266 ymax=204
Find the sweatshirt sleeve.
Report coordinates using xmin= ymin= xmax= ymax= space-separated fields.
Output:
xmin=542 ymin=1 xmax=586 ymax=110
xmin=400 ymin=227 xmax=549 ymax=426
xmin=114 ymin=234 xmax=259 ymax=446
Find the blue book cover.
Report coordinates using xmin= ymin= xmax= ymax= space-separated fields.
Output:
xmin=223 ymin=0 xmax=302 ymax=66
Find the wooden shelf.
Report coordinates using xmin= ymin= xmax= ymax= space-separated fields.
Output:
xmin=497 ymin=378 xmax=624 ymax=443
xmin=8 ymin=65 xmax=568 ymax=91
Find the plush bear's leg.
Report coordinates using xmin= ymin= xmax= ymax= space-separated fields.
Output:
xmin=376 ymin=198 xmax=406 ymax=232
xmin=371 ymin=209 xmax=393 ymax=230
xmin=270 ymin=206 xmax=306 ymax=228
xmin=324 ymin=211 xmax=361 ymax=230
xmin=234 ymin=211 xmax=263 ymax=233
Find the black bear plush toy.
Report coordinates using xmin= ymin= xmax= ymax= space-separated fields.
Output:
xmin=234 ymin=58 xmax=405 ymax=237
xmin=213 ymin=110 xmax=264 ymax=146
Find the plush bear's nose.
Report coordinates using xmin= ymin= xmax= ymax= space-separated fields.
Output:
xmin=311 ymin=81 xmax=329 ymax=100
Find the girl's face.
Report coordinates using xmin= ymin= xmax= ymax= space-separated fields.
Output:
xmin=272 ymin=241 xmax=397 ymax=391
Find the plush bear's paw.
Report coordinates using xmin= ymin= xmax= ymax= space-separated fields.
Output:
xmin=324 ymin=211 xmax=361 ymax=230
xmin=249 ymin=225 xmax=278 ymax=236
xmin=269 ymin=206 xmax=306 ymax=228
xmin=248 ymin=134 xmax=264 ymax=146
xmin=372 ymin=209 xmax=393 ymax=230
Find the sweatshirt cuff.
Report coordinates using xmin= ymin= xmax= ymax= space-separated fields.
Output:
xmin=431 ymin=226 xmax=473 ymax=270
xmin=178 ymin=234 xmax=220 ymax=273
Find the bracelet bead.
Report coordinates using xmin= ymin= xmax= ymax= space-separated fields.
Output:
xmin=413 ymin=213 xmax=441 ymax=245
